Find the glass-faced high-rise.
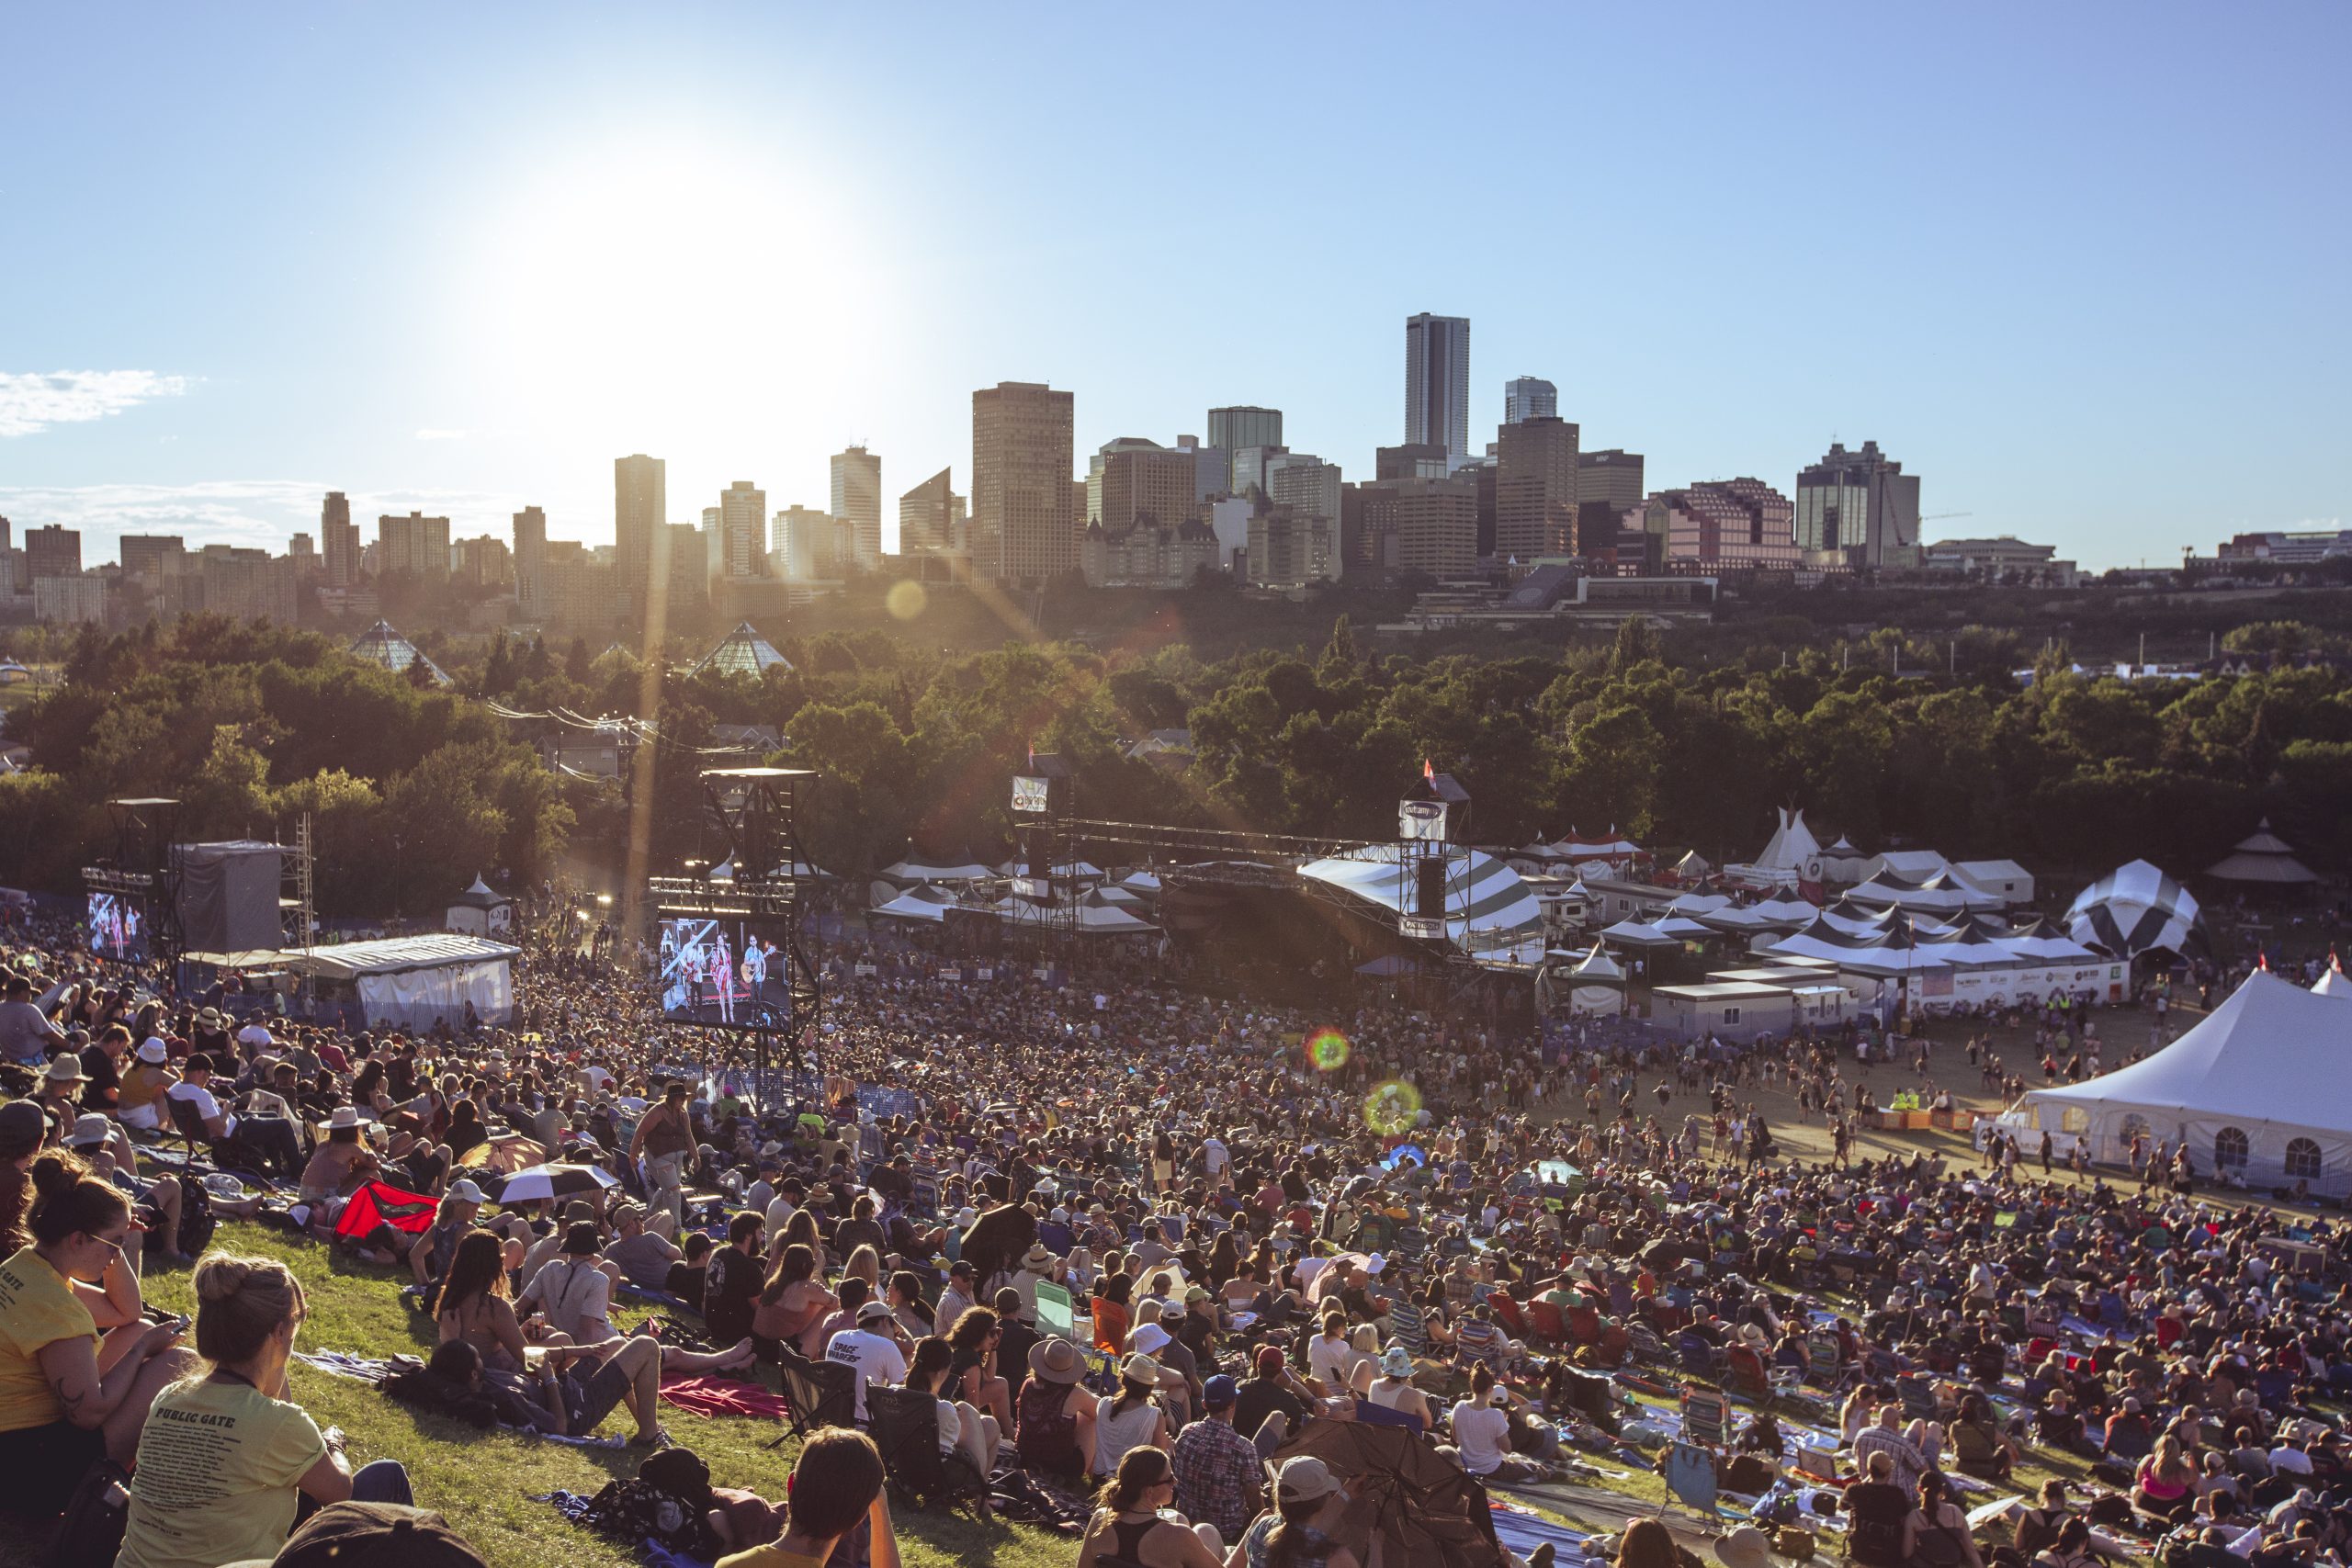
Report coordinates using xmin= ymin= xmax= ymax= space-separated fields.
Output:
xmin=1405 ymin=313 xmax=1471 ymax=467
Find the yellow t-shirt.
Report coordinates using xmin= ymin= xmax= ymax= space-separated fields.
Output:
xmin=119 ymin=1063 xmax=171 ymax=1115
xmin=0 ymin=1246 xmax=96 ymax=1431
xmin=718 ymin=1544 xmax=830 ymax=1568
xmin=118 ymin=1377 xmax=327 ymax=1568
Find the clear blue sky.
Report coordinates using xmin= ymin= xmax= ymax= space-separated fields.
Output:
xmin=3 ymin=2 xmax=2346 ymax=570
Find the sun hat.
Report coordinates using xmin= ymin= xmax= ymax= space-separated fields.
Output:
xmin=1714 ymin=1526 xmax=1776 ymax=1568
xmin=1381 ymin=1346 xmax=1416 ymax=1379
xmin=43 ymin=1055 xmax=85 ymax=1083
xmin=326 ymin=1107 xmax=363 ymax=1130
xmin=1021 ymin=1244 xmax=1055 ymax=1271
xmin=1121 ymin=1351 xmax=1163 ymax=1384
xmin=561 ymin=1222 xmax=601 ymax=1256
xmin=1029 ymin=1337 xmax=1085 ymax=1384
xmin=1131 ymin=1323 xmax=1172 ymax=1355
xmin=67 ymin=1113 xmax=111 ymax=1148
xmin=136 ymin=1038 xmax=168 ymax=1063
xmin=1272 ymin=1454 xmax=1347 ymax=1503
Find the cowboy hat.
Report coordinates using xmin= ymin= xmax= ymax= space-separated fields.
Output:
xmin=1029 ymin=1337 xmax=1085 ymax=1384
xmin=42 ymin=1055 xmax=86 ymax=1083
xmin=1121 ymin=1351 xmax=1163 ymax=1385
xmin=326 ymin=1107 xmax=363 ymax=1130
xmin=1714 ymin=1527 xmax=1776 ymax=1568
xmin=1021 ymin=1244 xmax=1055 ymax=1271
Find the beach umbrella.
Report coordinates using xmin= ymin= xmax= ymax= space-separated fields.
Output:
xmin=486 ymin=1163 xmax=618 ymax=1204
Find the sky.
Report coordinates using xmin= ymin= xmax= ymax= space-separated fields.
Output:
xmin=3 ymin=3 xmax=2346 ymax=571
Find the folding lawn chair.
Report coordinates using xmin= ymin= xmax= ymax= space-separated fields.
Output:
xmin=865 ymin=1382 xmax=989 ymax=1515
xmin=1724 ymin=1345 xmax=1772 ymax=1405
xmin=1805 ymin=1332 xmax=1842 ymax=1389
xmin=1681 ymin=1386 xmax=1731 ymax=1450
xmin=767 ymin=1344 xmax=859 ymax=1449
xmin=1897 ymin=1373 xmax=1939 ymax=1425
xmin=1658 ymin=1440 xmax=1724 ymax=1525
xmin=1793 ymin=1444 xmax=1848 ymax=1488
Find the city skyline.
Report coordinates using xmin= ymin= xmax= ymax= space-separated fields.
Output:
xmin=3 ymin=4 xmax=2347 ymax=572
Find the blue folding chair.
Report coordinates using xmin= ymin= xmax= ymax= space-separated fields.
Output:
xmin=1659 ymin=1441 xmax=1723 ymax=1524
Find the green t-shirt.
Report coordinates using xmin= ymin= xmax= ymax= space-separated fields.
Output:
xmin=119 ymin=1376 xmax=328 ymax=1568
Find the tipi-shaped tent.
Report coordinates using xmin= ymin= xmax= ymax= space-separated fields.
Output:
xmin=348 ymin=620 xmax=450 ymax=686
xmin=2205 ymin=818 xmax=2320 ymax=886
xmin=690 ymin=622 xmax=793 ymax=680
xmin=1754 ymin=807 xmax=1822 ymax=874
xmin=1563 ymin=942 xmax=1627 ymax=1017
xmin=2066 ymin=860 xmax=2200 ymax=957
xmin=2006 ymin=971 xmax=2352 ymax=1191
xmin=2315 ymin=956 xmax=2350 ymax=1000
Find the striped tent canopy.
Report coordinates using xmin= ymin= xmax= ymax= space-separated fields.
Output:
xmin=2065 ymin=860 xmax=2201 ymax=958
xmin=1298 ymin=845 xmax=1542 ymax=957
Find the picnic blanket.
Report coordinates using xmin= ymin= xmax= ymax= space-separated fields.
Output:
xmin=1487 ymin=1500 xmax=1592 ymax=1561
xmin=319 ymin=1350 xmax=630 ymax=1449
xmin=660 ymin=1375 xmax=792 ymax=1422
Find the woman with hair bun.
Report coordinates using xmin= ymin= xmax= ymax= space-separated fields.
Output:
xmin=0 ymin=1153 xmax=199 ymax=1517
xmin=118 ymin=1250 xmax=413 ymax=1568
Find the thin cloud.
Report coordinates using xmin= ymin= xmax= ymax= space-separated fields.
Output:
xmin=413 ymin=427 xmax=469 ymax=442
xmin=0 ymin=370 xmax=191 ymax=437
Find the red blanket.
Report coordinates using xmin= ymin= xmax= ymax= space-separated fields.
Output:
xmin=659 ymin=1375 xmax=792 ymax=1422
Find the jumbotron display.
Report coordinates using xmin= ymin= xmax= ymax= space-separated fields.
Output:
xmin=87 ymin=892 xmax=146 ymax=962
xmin=655 ymin=916 xmax=792 ymax=1032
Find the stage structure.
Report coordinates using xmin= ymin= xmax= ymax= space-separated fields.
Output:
xmin=645 ymin=767 xmax=821 ymax=1109
xmin=1009 ymin=751 xmax=1077 ymax=963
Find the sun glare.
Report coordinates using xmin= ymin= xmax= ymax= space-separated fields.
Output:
xmin=454 ymin=133 xmax=882 ymax=457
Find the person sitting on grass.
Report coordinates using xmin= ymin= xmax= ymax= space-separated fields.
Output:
xmin=436 ymin=1229 xmax=533 ymax=1374
xmin=0 ymin=1151 xmax=202 ymax=1517
xmin=715 ymin=1427 xmax=903 ymax=1568
xmin=422 ymin=1333 xmax=674 ymax=1445
xmin=118 ymin=1252 xmax=413 ymax=1568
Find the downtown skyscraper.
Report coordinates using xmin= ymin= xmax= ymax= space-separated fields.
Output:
xmin=972 ymin=381 xmax=1075 ymax=584
xmin=614 ymin=453 xmax=666 ymax=612
xmin=831 ymin=446 xmax=883 ymax=570
xmin=1405 ymin=313 xmax=1471 ymax=468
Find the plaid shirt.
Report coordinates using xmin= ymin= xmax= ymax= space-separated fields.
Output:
xmin=1171 ymin=1415 xmax=1261 ymax=1542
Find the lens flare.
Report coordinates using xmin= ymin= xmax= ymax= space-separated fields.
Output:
xmin=886 ymin=580 xmax=929 ymax=620
xmin=1306 ymin=1028 xmax=1350 ymax=1072
xmin=1364 ymin=1079 xmax=1422 ymax=1136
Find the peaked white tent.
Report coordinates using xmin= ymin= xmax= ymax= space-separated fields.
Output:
xmin=870 ymin=883 xmax=957 ymax=923
xmin=2006 ymin=971 xmax=2352 ymax=1193
xmin=878 ymin=857 xmax=994 ymax=885
xmin=2066 ymin=860 xmax=2201 ymax=957
xmin=2314 ymin=959 xmax=2350 ymax=1000
xmin=444 ymin=874 xmax=514 ymax=937
xmin=1562 ymin=942 xmax=1627 ymax=1017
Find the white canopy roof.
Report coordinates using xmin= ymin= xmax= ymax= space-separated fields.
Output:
xmin=2314 ymin=961 xmax=2350 ymax=999
xmin=1596 ymin=918 xmax=1685 ymax=949
xmin=2011 ymin=972 xmax=2352 ymax=1188
xmin=1297 ymin=845 xmax=1542 ymax=955
xmin=1701 ymin=891 xmax=1820 ymax=933
xmin=880 ymin=858 xmax=994 ymax=884
xmin=2206 ymin=818 xmax=2319 ymax=885
xmin=871 ymin=884 xmax=957 ymax=923
xmin=1568 ymin=942 xmax=1626 ymax=982
xmin=284 ymin=934 xmax=520 ymax=980
xmin=992 ymin=897 xmax=1159 ymax=935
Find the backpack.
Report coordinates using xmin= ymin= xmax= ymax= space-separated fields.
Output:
xmin=175 ymin=1172 xmax=219 ymax=1259
xmin=579 ymin=1449 xmax=720 ymax=1560
xmin=44 ymin=1457 xmax=131 ymax=1568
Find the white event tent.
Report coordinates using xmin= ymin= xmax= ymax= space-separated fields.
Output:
xmin=2005 ymin=971 xmax=2352 ymax=1193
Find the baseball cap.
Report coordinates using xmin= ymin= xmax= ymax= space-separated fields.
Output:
xmin=1272 ymin=1455 xmax=1347 ymax=1502
xmin=1203 ymin=1374 xmax=1238 ymax=1409
xmin=225 ymin=1500 xmax=488 ymax=1568
xmin=447 ymin=1179 xmax=486 ymax=1204
xmin=0 ymin=1100 xmax=47 ymax=1146
xmin=857 ymin=1298 xmax=894 ymax=1324
xmin=1254 ymin=1345 xmax=1286 ymax=1376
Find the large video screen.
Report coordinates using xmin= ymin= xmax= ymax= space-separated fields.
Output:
xmin=656 ymin=917 xmax=794 ymax=1032
xmin=88 ymin=892 xmax=147 ymax=963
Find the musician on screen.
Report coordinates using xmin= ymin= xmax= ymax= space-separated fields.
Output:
xmin=709 ymin=930 xmax=736 ymax=1022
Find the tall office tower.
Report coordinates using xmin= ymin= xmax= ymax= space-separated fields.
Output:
xmin=287 ymin=534 xmax=315 ymax=571
xmin=1494 ymin=415 xmax=1580 ymax=559
xmin=718 ymin=482 xmax=769 ymax=578
xmin=1085 ymin=437 xmax=1167 ymax=525
xmin=1100 ymin=443 xmax=1204 ymax=534
xmin=119 ymin=535 xmax=186 ymax=588
xmin=1404 ymin=313 xmax=1471 ymax=466
xmin=971 ymin=380 xmax=1076 ymax=582
xmin=830 ymin=446 xmax=883 ymax=569
xmin=1503 ymin=377 xmax=1557 ymax=424
xmin=1391 ymin=475 xmax=1481 ymax=577
xmin=1206 ymin=405 xmax=1283 ymax=463
xmin=773 ymin=504 xmax=838 ymax=579
xmin=1575 ymin=449 xmax=1644 ymax=558
xmin=1795 ymin=440 xmax=1922 ymax=569
xmin=376 ymin=513 xmax=451 ymax=579
xmin=898 ymin=469 xmax=961 ymax=555
xmin=25 ymin=525 xmax=82 ymax=583
xmin=1264 ymin=454 xmax=1344 ymax=581
xmin=513 ymin=505 xmax=548 ymax=612
xmin=1178 ymin=436 xmax=1231 ymax=502
xmin=321 ymin=491 xmax=360 ymax=587
xmin=1375 ymin=443 xmax=1449 ymax=481
xmin=614 ymin=453 xmax=666 ymax=606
